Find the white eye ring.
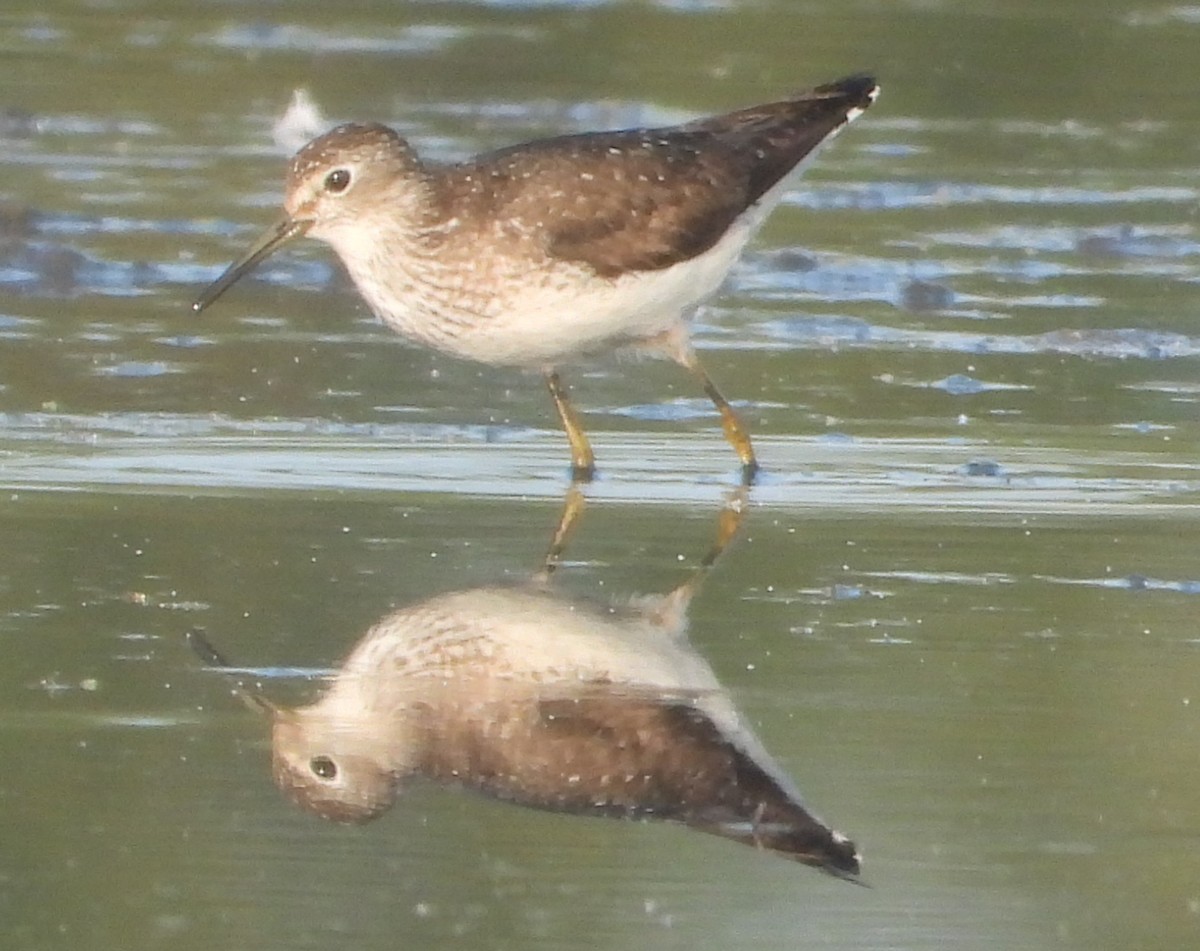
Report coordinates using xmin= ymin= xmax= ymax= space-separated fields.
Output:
xmin=324 ymin=168 xmax=351 ymax=194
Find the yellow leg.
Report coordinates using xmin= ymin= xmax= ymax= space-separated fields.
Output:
xmin=544 ymin=370 xmax=595 ymax=480
xmin=678 ymin=350 xmax=758 ymax=481
xmin=537 ymin=483 xmax=587 ymax=580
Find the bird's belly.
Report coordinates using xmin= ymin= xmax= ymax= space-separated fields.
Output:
xmin=453 ymin=271 xmax=691 ymax=366
xmin=366 ymin=226 xmax=752 ymax=367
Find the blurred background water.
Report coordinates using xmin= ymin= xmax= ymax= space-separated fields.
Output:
xmin=1 ymin=1 xmax=1198 ymax=949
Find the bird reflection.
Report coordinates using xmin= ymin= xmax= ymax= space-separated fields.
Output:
xmin=191 ymin=489 xmax=861 ymax=880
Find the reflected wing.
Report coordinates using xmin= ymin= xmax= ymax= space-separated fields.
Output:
xmin=424 ymin=692 xmax=859 ymax=876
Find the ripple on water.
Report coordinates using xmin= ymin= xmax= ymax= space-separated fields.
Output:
xmin=787 ymin=180 xmax=1199 ymax=212
xmin=930 ymin=224 xmax=1200 ymax=260
xmin=1033 ymin=574 xmax=1200 ymax=594
xmin=753 ymin=315 xmax=1200 ymax=360
xmin=0 ymin=412 xmax=1195 ymax=516
xmin=94 ymin=361 xmax=185 ymax=378
xmin=607 ymin=397 xmax=783 ymax=422
xmin=923 ymin=374 xmax=1031 ymax=395
xmin=203 ymin=23 xmax=467 ymax=55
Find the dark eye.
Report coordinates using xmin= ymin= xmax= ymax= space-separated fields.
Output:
xmin=311 ymin=755 xmax=338 ymax=780
xmin=324 ymin=168 xmax=351 ymax=193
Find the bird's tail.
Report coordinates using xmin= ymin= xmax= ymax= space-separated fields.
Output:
xmin=698 ymin=802 xmax=862 ymax=881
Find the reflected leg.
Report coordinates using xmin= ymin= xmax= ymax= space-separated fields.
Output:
xmin=658 ymin=486 xmax=750 ymax=620
xmin=544 ymin=370 xmax=596 ymax=481
xmin=698 ymin=485 xmax=749 ymax=572
xmin=537 ymin=483 xmax=587 ymax=580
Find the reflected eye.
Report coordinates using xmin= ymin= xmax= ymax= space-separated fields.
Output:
xmin=311 ymin=755 xmax=338 ymax=780
xmin=324 ymin=168 xmax=351 ymax=194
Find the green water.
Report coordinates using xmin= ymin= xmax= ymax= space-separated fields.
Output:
xmin=1 ymin=1 xmax=1199 ymax=949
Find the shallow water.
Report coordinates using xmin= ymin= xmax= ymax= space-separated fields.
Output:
xmin=2 ymin=1 xmax=1199 ymax=949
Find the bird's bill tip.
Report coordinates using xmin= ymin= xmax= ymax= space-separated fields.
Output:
xmin=186 ymin=627 xmax=281 ymax=717
xmin=191 ymin=214 xmax=309 ymax=313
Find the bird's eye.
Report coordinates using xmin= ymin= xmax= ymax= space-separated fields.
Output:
xmin=324 ymin=168 xmax=351 ymax=194
xmin=311 ymin=756 xmax=338 ymax=780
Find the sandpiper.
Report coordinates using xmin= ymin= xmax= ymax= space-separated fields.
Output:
xmin=190 ymin=491 xmax=861 ymax=878
xmin=193 ymin=75 xmax=879 ymax=480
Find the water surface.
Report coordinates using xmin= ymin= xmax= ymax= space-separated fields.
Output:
xmin=1 ymin=2 xmax=1198 ymax=949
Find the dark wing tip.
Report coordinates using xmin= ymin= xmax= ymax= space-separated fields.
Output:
xmin=817 ymin=73 xmax=880 ymax=108
xmin=819 ymin=832 xmax=864 ymax=882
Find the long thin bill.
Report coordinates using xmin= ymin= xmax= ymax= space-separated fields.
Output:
xmin=191 ymin=214 xmax=309 ymax=313
xmin=186 ymin=628 xmax=279 ymax=716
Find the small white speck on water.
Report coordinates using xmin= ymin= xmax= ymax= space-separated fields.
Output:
xmin=341 ymin=526 xmax=351 ymax=533
xmin=869 ymin=632 xmax=913 ymax=646
xmin=746 ymin=663 xmax=756 ymax=672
